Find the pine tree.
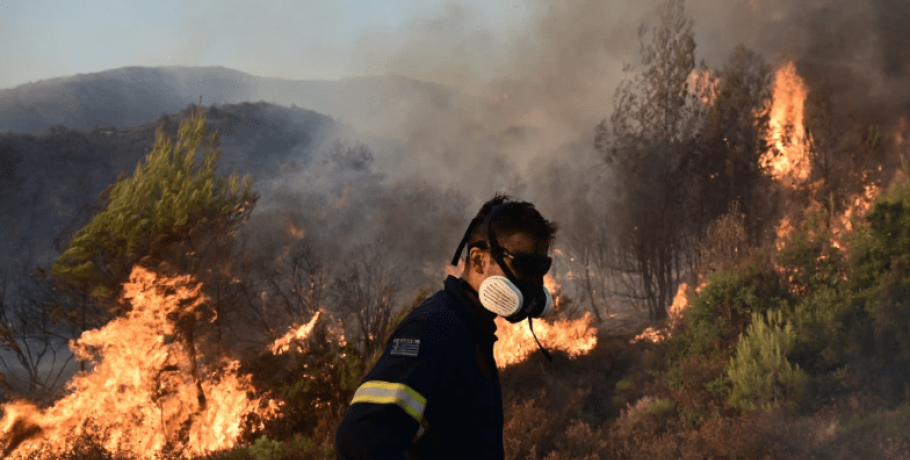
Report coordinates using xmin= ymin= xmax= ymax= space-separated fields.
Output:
xmin=51 ymin=106 xmax=256 ymax=321
xmin=727 ymin=309 xmax=806 ymax=411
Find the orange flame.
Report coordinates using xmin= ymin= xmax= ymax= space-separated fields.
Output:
xmin=268 ymin=311 xmax=322 ymax=354
xmin=544 ymin=273 xmax=561 ymax=310
xmin=439 ymin=262 xmax=595 ymax=368
xmin=494 ymin=312 xmax=597 ymax=368
xmin=688 ymin=69 xmax=719 ymax=105
xmin=632 ymin=283 xmax=690 ymax=344
xmin=761 ymin=60 xmax=812 ymax=188
xmin=286 ymin=224 xmax=305 ymax=239
xmin=833 ymin=182 xmax=880 ymax=249
xmin=0 ymin=266 xmax=278 ymax=459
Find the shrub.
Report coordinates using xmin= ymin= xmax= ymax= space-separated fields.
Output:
xmin=220 ymin=434 xmax=331 ymax=460
xmin=728 ymin=310 xmax=806 ymax=411
xmin=672 ymin=257 xmax=787 ymax=360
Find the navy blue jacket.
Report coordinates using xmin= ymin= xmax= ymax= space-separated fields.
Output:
xmin=334 ymin=276 xmax=504 ymax=460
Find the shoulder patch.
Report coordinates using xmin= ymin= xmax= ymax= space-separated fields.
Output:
xmin=390 ymin=338 xmax=421 ymax=357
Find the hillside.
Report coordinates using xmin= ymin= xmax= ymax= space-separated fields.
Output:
xmin=0 ymin=66 xmax=454 ymax=136
xmin=0 ymin=102 xmax=342 ymax=277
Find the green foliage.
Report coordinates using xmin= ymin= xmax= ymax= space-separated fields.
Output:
xmin=727 ymin=310 xmax=806 ymax=411
xmin=246 ymin=436 xmax=286 ymax=460
xmin=51 ymin=107 xmax=255 ymax=302
xmin=614 ymin=377 xmax=635 ymax=395
xmin=648 ymin=397 xmax=676 ymax=416
xmin=672 ymin=257 xmax=787 ymax=359
xmin=776 ymin=212 xmax=846 ymax=299
xmin=833 ymin=181 xmax=910 ymax=399
xmin=221 ymin=434 xmax=332 ymax=460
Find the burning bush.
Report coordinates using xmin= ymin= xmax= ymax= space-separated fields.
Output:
xmin=0 ymin=266 xmax=278 ymax=460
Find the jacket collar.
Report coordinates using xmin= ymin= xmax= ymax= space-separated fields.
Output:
xmin=443 ymin=275 xmax=498 ymax=343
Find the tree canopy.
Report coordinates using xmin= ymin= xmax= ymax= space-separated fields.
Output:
xmin=51 ymin=107 xmax=256 ymax=306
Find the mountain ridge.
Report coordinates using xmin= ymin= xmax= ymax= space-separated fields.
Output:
xmin=0 ymin=66 xmax=455 ymax=136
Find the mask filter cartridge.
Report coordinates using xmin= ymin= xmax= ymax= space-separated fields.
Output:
xmin=478 ymin=276 xmax=523 ymax=317
xmin=478 ymin=275 xmax=554 ymax=319
xmin=540 ymin=288 xmax=554 ymax=317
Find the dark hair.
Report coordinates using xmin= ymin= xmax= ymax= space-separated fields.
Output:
xmin=465 ymin=194 xmax=558 ymax=257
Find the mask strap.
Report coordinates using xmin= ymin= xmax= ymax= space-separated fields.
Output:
xmin=528 ymin=318 xmax=553 ymax=362
xmin=451 ymin=217 xmax=482 ymax=266
xmin=486 ymin=213 xmax=521 ymax=283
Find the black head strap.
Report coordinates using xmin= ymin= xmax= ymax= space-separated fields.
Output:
xmin=451 ymin=216 xmax=482 ymax=266
xmin=451 ymin=204 xmax=507 ymax=266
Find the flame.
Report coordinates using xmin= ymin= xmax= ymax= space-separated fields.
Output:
xmin=544 ymin=273 xmax=561 ymax=310
xmin=268 ymin=311 xmax=322 ymax=354
xmin=494 ymin=312 xmax=597 ymax=368
xmin=774 ymin=216 xmax=794 ymax=251
xmin=833 ymin=182 xmax=880 ymax=249
xmin=439 ymin=261 xmax=596 ymax=368
xmin=688 ymin=69 xmax=719 ymax=105
xmin=632 ymin=283 xmax=691 ymax=344
xmin=0 ymin=266 xmax=278 ymax=459
xmin=760 ymin=61 xmax=812 ymax=187
xmin=285 ymin=219 xmax=305 ymax=239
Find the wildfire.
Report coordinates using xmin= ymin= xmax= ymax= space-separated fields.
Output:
xmin=268 ymin=311 xmax=322 ymax=354
xmin=835 ymin=182 xmax=880 ymax=243
xmin=688 ymin=69 xmax=719 ymax=105
xmin=494 ymin=312 xmax=597 ymax=368
xmin=0 ymin=266 xmax=278 ymax=459
xmin=544 ymin=273 xmax=561 ymax=310
xmin=774 ymin=216 xmax=794 ymax=251
xmin=285 ymin=218 xmax=305 ymax=239
xmin=439 ymin=263 xmax=596 ymax=368
xmin=632 ymin=283 xmax=690 ymax=344
xmin=761 ymin=60 xmax=812 ymax=187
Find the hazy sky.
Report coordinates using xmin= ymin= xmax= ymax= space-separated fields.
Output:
xmin=0 ymin=0 xmax=539 ymax=90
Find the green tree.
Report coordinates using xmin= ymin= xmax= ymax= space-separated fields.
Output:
xmin=727 ymin=309 xmax=806 ymax=411
xmin=49 ymin=106 xmax=257 ymax=384
xmin=52 ymin=106 xmax=255 ymax=316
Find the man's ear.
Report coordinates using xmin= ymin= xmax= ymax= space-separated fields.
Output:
xmin=469 ymin=247 xmax=485 ymax=275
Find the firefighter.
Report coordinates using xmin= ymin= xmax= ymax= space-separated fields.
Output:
xmin=335 ymin=194 xmax=558 ymax=459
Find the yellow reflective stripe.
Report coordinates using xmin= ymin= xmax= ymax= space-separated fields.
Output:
xmin=351 ymin=380 xmax=427 ymax=422
xmin=358 ymin=380 xmax=427 ymax=406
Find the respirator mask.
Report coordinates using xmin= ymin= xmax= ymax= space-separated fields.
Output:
xmin=451 ymin=204 xmax=555 ymax=360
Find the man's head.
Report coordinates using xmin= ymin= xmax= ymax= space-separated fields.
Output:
xmin=453 ymin=195 xmax=558 ymax=311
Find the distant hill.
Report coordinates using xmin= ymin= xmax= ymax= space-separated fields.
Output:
xmin=0 ymin=66 xmax=454 ymax=136
xmin=0 ymin=101 xmax=342 ymax=279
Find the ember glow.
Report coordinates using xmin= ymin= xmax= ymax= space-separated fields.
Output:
xmin=494 ymin=312 xmax=597 ymax=368
xmin=761 ymin=60 xmax=812 ymax=188
xmin=0 ymin=266 xmax=279 ymax=459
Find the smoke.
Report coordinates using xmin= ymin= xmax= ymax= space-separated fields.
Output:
xmin=292 ymin=0 xmax=910 ymax=323
xmin=688 ymin=0 xmax=910 ymax=125
xmin=339 ymin=0 xmax=910 ymax=228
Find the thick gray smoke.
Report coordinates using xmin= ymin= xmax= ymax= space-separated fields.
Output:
xmin=335 ymin=0 xmax=910 ymax=319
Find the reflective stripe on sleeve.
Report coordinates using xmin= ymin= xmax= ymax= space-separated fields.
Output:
xmin=351 ymin=380 xmax=427 ymax=423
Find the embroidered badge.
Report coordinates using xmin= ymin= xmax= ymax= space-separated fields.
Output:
xmin=390 ymin=338 xmax=421 ymax=357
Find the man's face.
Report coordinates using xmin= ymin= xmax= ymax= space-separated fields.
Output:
xmin=480 ymin=231 xmax=549 ymax=284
